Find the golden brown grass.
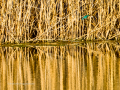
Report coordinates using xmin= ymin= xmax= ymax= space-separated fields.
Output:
xmin=1 ymin=0 xmax=120 ymax=44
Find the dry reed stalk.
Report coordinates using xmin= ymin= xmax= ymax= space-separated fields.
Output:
xmin=1 ymin=0 xmax=120 ymax=44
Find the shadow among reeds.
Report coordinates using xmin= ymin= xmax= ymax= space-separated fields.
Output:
xmin=0 ymin=42 xmax=120 ymax=90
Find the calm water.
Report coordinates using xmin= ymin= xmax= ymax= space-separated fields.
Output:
xmin=0 ymin=42 xmax=120 ymax=90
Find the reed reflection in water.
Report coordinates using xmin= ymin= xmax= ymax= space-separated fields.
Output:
xmin=0 ymin=43 xmax=120 ymax=90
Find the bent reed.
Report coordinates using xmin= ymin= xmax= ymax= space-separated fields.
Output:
xmin=1 ymin=0 xmax=120 ymax=44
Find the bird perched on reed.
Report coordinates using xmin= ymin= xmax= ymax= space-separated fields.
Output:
xmin=82 ymin=15 xmax=90 ymax=20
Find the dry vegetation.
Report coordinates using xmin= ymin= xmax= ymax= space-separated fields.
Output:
xmin=0 ymin=43 xmax=120 ymax=89
xmin=1 ymin=0 xmax=120 ymax=44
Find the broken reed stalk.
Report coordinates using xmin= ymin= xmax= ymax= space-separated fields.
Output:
xmin=1 ymin=0 xmax=120 ymax=44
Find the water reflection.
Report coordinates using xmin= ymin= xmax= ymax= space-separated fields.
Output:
xmin=0 ymin=42 xmax=120 ymax=90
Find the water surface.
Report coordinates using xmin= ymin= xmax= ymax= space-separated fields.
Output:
xmin=0 ymin=42 xmax=120 ymax=90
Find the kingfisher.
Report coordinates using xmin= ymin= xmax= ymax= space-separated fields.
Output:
xmin=82 ymin=15 xmax=90 ymax=20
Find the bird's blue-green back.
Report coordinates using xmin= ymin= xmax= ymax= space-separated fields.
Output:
xmin=82 ymin=15 xmax=90 ymax=20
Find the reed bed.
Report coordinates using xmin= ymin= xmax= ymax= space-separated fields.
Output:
xmin=0 ymin=42 xmax=120 ymax=90
xmin=1 ymin=0 xmax=120 ymax=44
